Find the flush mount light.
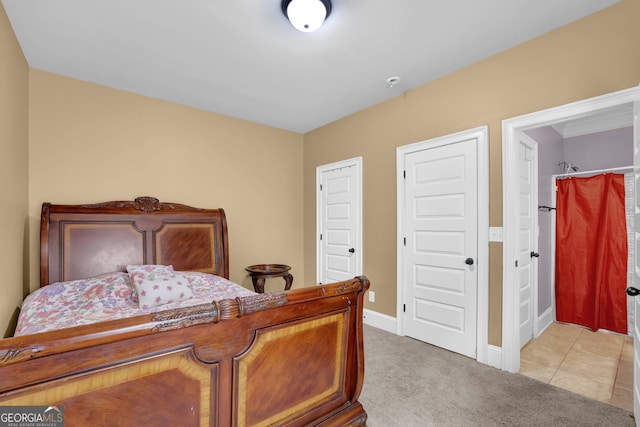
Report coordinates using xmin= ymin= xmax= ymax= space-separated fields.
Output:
xmin=281 ymin=0 xmax=332 ymax=32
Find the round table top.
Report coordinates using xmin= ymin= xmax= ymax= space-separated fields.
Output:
xmin=245 ymin=264 xmax=291 ymax=275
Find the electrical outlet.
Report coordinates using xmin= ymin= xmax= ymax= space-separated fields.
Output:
xmin=368 ymin=291 xmax=375 ymax=303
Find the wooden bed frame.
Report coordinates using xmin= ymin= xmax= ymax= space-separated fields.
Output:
xmin=0 ymin=197 xmax=369 ymax=426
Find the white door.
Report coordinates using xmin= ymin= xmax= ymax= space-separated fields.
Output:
xmin=632 ymin=99 xmax=640 ymax=425
xmin=518 ymin=134 xmax=538 ymax=348
xmin=317 ymin=158 xmax=362 ymax=284
xmin=403 ymin=138 xmax=478 ymax=358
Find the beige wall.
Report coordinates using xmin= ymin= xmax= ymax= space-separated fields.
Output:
xmin=0 ymin=5 xmax=29 ymax=337
xmin=303 ymin=0 xmax=640 ymax=345
xmin=2 ymin=1 xmax=640 ymax=345
xmin=28 ymin=71 xmax=304 ymax=294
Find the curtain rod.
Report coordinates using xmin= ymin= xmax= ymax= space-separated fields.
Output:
xmin=553 ymin=165 xmax=633 ymax=179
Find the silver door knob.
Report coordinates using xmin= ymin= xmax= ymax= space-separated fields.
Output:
xmin=465 ymin=258 xmax=474 ymax=265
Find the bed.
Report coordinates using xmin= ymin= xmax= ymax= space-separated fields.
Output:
xmin=0 ymin=197 xmax=369 ymax=426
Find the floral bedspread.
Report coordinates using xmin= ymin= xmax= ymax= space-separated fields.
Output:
xmin=15 ymin=271 xmax=255 ymax=336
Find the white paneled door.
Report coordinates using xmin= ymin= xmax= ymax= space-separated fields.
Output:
xmin=403 ymin=138 xmax=478 ymax=358
xmin=317 ymin=158 xmax=362 ymax=284
xmin=632 ymin=99 xmax=640 ymax=426
xmin=518 ymin=134 xmax=538 ymax=348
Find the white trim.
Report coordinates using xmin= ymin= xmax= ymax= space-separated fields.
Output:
xmin=316 ymin=157 xmax=363 ymax=284
xmin=535 ymin=307 xmax=554 ymax=339
xmin=487 ymin=345 xmax=502 ymax=370
xmin=501 ymin=86 xmax=640 ymax=373
xmin=489 ymin=227 xmax=503 ymax=242
xmin=550 ymin=177 xmax=557 ymax=329
xmin=396 ymin=126 xmax=489 ymax=364
xmin=363 ymin=309 xmax=397 ymax=334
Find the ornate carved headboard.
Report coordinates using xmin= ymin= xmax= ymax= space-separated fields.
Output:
xmin=40 ymin=197 xmax=229 ymax=286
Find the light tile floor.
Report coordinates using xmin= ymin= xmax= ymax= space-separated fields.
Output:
xmin=520 ymin=322 xmax=633 ymax=411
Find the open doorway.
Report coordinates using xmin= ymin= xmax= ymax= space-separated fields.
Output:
xmin=501 ymin=86 xmax=640 ymax=417
xmin=502 ymin=86 xmax=640 ymax=373
xmin=519 ymin=117 xmax=633 ymax=409
xmin=526 ymin=113 xmax=634 ymax=338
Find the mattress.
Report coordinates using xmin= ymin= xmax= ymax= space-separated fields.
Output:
xmin=15 ymin=271 xmax=255 ymax=336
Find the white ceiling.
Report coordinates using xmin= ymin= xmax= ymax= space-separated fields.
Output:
xmin=2 ymin=0 xmax=621 ymax=133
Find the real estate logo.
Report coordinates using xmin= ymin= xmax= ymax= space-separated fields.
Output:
xmin=0 ymin=406 xmax=64 ymax=427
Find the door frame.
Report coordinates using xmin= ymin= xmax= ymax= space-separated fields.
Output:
xmin=501 ymin=86 xmax=640 ymax=373
xmin=316 ymin=157 xmax=363 ymax=284
xmin=396 ymin=126 xmax=489 ymax=364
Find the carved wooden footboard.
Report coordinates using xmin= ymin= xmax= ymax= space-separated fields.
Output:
xmin=0 ymin=277 xmax=369 ymax=426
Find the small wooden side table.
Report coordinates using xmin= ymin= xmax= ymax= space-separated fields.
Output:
xmin=245 ymin=264 xmax=293 ymax=293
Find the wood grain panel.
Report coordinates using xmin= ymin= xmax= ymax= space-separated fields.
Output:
xmin=235 ymin=313 xmax=345 ymax=427
xmin=40 ymin=198 xmax=230 ymax=285
xmin=63 ymin=222 xmax=144 ymax=281
xmin=0 ymin=349 xmax=214 ymax=427
xmin=155 ymin=223 xmax=217 ymax=273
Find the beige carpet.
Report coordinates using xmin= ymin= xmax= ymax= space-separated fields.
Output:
xmin=360 ymin=325 xmax=635 ymax=426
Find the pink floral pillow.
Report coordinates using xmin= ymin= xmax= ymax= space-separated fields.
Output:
xmin=134 ymin=274 xmax=194 ymax=309
xmin=126 ymin=264 xmax=176 ymax=303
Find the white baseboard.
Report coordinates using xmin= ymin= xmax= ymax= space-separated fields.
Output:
xmin=363 ymin=309 xmax=397 ymax=334
xmin=535 ymin=307 xmax=554 ymax=338
xmin=487 ymin=345 xmax=502 ymax=369
xmin=363 ymin=309 xmax=503 ymax=370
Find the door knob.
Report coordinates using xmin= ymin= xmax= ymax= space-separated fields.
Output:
xmin=530 ymin=251 xmax=540 ymax=258
xmin=348 ymin=248 xmax=355 ymax=253
xmin=465 ymin=258 xmax=474 ymax=265
xmin=626 ymin=287 xmax=640 ymax=296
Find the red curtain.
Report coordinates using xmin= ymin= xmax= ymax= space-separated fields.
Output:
xmin=555 ymin=173 xmax=627 ymax=334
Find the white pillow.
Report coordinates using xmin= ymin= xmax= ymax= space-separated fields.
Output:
xmin=134 ymin=274 xmax=194 ymax=309
xmin=126 ymin=264 xmax=175 ymax=303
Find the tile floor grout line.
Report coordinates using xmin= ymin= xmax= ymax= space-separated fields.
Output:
xmin=610 ymin=337 xmax=631 ymax=402
xmin=521 ymin=323 xmax=632 ymax=410
xmin=550 ymin=328 xmax=580 ymax=384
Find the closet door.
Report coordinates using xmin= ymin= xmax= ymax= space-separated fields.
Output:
xmin=317 ymin=158 xmax=362 ymax=285
xmin=632 ymin=100 xmax=640 ymax=424
xmin=402 ymin=137 xmax=478 ymax=358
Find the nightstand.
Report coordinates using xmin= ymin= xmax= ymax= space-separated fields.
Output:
xmin=245 ymin=264 xmax=293 ymax=293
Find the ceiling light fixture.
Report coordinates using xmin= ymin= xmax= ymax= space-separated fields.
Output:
xmin=281 ymin=0 xmax=332 ymax=33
